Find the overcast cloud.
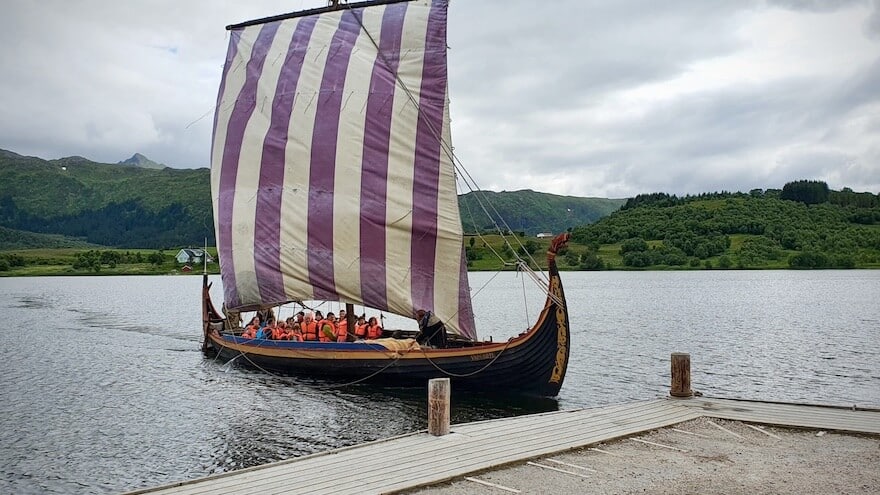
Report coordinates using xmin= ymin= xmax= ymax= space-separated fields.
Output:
xmin=1 ymin=0 xmax=878 ymax=198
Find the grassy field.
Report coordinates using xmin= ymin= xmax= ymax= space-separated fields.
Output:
xmin=0 ymin=247 xmax=219 ymax=277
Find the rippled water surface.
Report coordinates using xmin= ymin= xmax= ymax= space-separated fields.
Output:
xmin=1 ymin=271 xmax=878 ymax=493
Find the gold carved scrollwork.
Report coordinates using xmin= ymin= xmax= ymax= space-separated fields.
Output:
xmin=549 ymin=276 xmax=568 ymax=384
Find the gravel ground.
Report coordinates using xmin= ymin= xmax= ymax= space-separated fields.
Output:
xmin=402 ymin=417 xmax=880 ymax=494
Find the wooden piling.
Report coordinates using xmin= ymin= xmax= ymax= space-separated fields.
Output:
xmin=428 ymin=378 xmax=450 ymax=436
xmin=670 ymin=352 xmax=693 ymax=398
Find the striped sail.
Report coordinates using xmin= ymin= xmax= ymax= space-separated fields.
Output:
xmin=210 ymin=0 xmax=476 ymax=339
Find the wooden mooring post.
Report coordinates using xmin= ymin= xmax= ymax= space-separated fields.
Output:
xmin=670 ymin=352 xmax=693 ymax=398
xmin=428 ymin=378 xmax=450 ymax=436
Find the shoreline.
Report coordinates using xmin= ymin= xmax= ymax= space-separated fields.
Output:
xmin=2 ymin=265 xmax=878 ymax=277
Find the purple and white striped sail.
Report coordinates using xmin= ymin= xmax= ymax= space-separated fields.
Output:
xmin=210 ymin=0 xmax=476 ymax=339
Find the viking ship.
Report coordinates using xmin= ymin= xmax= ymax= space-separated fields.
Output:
xmin=201 ymin=0 xmax=571 ymax=396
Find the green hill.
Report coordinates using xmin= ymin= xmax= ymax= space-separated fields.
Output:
xmin=0 ymin=149 xmax=621 ymax=249
xmin=568 ymin=185 xmax=880 ymax=269
xmin=0 ymin=150 xmax=212 ymax=248
xmin=459 ymin=189 xmax=625 ymax=236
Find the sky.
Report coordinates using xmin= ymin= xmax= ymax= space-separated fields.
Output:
xmin=1 ymin=0 xmax=878 ymax=199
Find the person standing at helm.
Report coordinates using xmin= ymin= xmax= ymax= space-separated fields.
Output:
xmin=415 ymin=309 xmax=447 ymax=348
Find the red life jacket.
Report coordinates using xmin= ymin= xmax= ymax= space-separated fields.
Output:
xmin=336 ymin=321 xmax=349 ymax=343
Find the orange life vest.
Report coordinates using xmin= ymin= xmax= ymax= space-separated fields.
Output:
xmin=354 ymin=323 xmax=367 ymax=338
xmin=271 ymin=326 xmax=287 ymax=340
xmin=336 ymin=322 xmax=349 ymax=343
xmin=301 ymin=321 xmax=318 ymax=341
xmin=366 ymin=323 xmax=383 ymax=340
xmin=243 ymin=325 xmax=259 ymax=339
xmin=318 ymin=320 xmax=336 ymax=342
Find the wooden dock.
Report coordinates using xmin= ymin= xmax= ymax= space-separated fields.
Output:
xmin=125 ymin=396 xmax=880 ymax=495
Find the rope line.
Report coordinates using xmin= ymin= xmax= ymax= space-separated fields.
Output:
xmin=208 ymin=333 xmax=418 ymax=389
xmin=418 ymin=337 xmax=517 ymax=378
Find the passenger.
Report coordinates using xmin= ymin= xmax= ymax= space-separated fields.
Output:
xmin=257 ymin=317 xmax=277 ymax=339
xmin=295 ymin=311 xmax=305 ymax=325
xmin=272 ymin=320 xmax=288 ymax=340
xmin=288 ymin=323 xmax=304 ymax=342
xmin=257 ymin=308 xmax=275 ymax=327
xmin=318 ymin=312 xmax=337 ymax=342
xmin=337 ymin=309 xmax=349 ymax=342
xmin=242 ymin=316 xmax=260 ymax=339
xmin=314 ymin=310 xmax=324 ymax=322
xmin=301 ymin=312 xmax=319 ymax=341
xmin=366 ymin=316 xmax=383 ymax=340
xmin=336 ymin=316 xmax=349 ymax=343
xmin=353 ymin=315 xmax=367 ymax=339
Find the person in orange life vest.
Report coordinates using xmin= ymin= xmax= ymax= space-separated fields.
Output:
xmin=366 ymin=316 xmax=383 ymax=339
xmin=335 ymin=317 xmax=349 ymax=342
xmin=318 ymin=313 xmax=338 ymax=342
xmin=301 ymin=312 xmax=318 ymax=341
xmin=336 ymin=309 xmax=351 ymax=342
xmin=353 ymin=315 xmax=367 ymax=339
xmin=288 ymin=322 xmax=304 ymax=342
xmin=258 ymin=317 xmax=277 ymax=339
xmin=272 ymin=320 xmax=290 ymax=340
xmin=314 ymin=310 xmax=324 ymax=322
xmin=242 ymin=316 xmax=260 ymax=339
xmin=295 ymin=311 xmax=305 ymax=325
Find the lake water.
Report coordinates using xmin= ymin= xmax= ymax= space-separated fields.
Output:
xmin=1 ymin=270 xmax=878 ymax=494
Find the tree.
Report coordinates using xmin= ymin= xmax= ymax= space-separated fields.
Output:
xmin=619 ymin=237 xmax=648 ymax=254
xmin=147 ymin=251 xmax=165 ymax=266
xmin=780 ymin=180 xmax=829 ymax=204
xmin=580 ymin=253 xmax=604 ymax=270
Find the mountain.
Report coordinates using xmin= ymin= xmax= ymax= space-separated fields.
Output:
xmin=0 ymin=149 xmax=212 ymax=248
xmin=0 ymin=149 xmax=618 ymax=249
xmin=118 ymin=153 xmax=166 ymax=170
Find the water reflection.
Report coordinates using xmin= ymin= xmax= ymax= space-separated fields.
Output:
xmin=195 ymin=366 xmax=558 ymax=473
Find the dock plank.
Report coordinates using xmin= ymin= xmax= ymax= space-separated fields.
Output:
xmin=126 ymin=397 xmax=880 ymax=495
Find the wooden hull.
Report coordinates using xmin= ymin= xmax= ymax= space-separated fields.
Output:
xmin=201 ymin=262 xmax=570 ymax=397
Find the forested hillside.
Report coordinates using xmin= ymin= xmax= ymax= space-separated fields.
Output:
xmin=0 ymin=226 xmax=102 ymax=250
xmin=569 ymin=181 xmax=880 ymax=269
xmin=459 ymin=189 xmax=624 ymax=236
xmin=5 ymin=148 xmax=875 ymax=270
xmin=0 ymin=150 xmax=212 ymax=248
xmin=0 ymin=149 xmax=619 ymax=249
